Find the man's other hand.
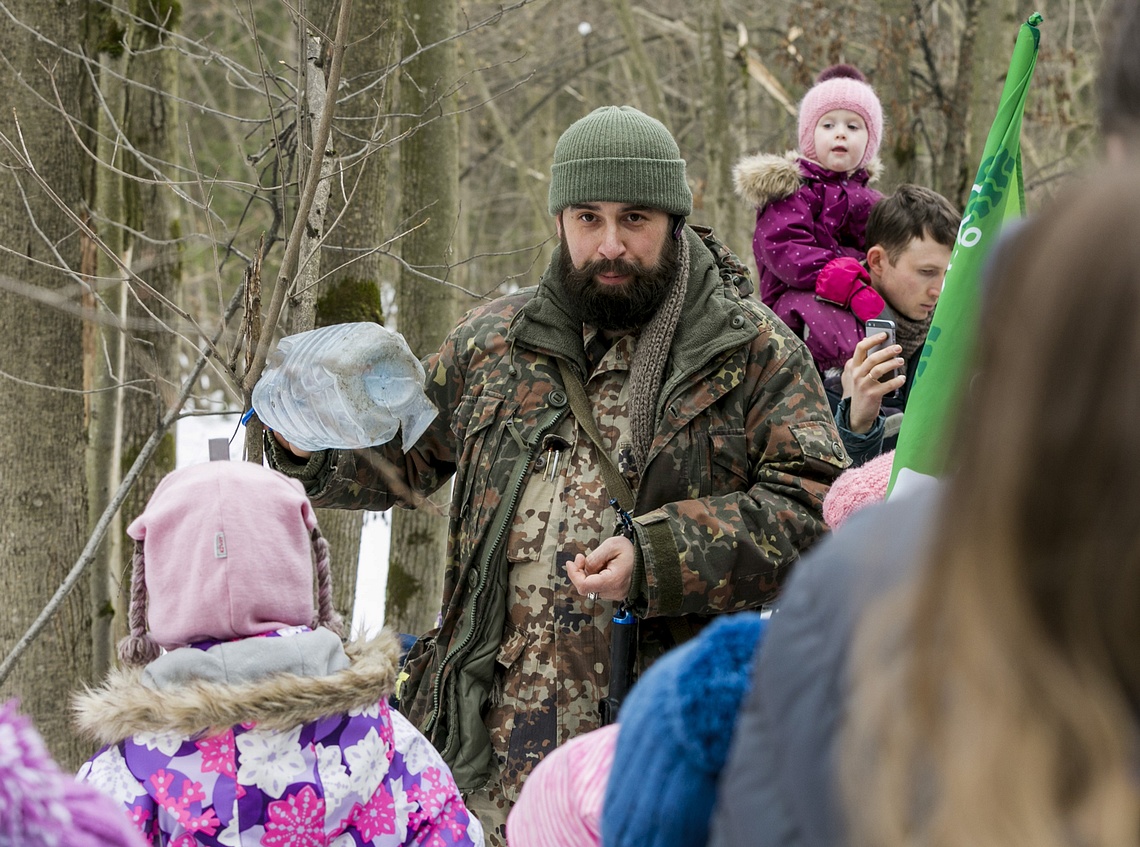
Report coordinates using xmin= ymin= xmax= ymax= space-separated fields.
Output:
xmin=566 ymin=535 xmax=635 ymax=601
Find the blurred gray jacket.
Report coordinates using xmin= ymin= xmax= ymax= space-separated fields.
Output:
xmin=708 ymin=484 xmax=940 ymax=847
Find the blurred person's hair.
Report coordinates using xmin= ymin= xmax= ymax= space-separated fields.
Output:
xmin=1098 ymin=0 xmax=1140 ymax=146
xmin=843 ymin=167 xmax=1140 ymax=847
xmin=865 ymin=184 xmax=960 ymax=263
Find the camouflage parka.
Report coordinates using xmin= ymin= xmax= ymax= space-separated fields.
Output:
xmin=266 ymin=225 xmax=848 ymax=801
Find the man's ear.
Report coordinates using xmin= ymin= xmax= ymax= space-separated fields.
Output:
xmin=866 ymin=244 xmax=888 ymax=280
xmin=554 ymin=212 xmax=564 ymax=239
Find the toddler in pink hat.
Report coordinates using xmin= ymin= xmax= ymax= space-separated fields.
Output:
xmin=75 ymin=460 xmax=484 ymax=847
xmin=735 ymin=64 xmax=887 ymax=375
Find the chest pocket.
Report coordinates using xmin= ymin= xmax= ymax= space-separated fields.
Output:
xmin=707 ymin=429 xmax=751 ymax=494
xmin=682 ymin=427 xmax=751 ymax=500
xmin=674 ymin=390 xmax=753 ymax=499
xmin=791 ymin=420 xmax=849 ymax=471
xmin=505 ymin=426 xmax=565 ymax=569
xmin=453 ymin=392 xmax=507 ymax=563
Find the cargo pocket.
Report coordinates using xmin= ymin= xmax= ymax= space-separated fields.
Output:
xmin=489 ymin=622 xmax=528 ymax=708
xmin=495 ymin=622 xmax=528 ymax=676
xmin=496 ymin=622 xmax=553 ymax=796
xmin=790 ymin=420 xmax=850 ymax=471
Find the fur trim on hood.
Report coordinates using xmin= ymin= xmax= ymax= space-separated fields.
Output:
xmin=733 ymin=151 xmax=882 ymax=209
xmin=72 ymin=630 xmax=401 ymax=746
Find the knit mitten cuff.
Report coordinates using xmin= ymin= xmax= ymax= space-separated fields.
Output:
xmin=264 ymin=431 xmax=331 ymax=484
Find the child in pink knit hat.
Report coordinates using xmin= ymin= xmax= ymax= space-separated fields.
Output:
xmin=734 ymin=64 xmax=886 ymax=376
xmin=74 ymin=460 xmax=484 ymax=847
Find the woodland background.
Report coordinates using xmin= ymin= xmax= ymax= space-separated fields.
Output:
xmin=0 ymin=0 xmax=1105 ymax=763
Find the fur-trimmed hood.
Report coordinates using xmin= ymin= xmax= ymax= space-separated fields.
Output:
xmin=73 ymin=629 xmax=401 ymax=746
xmin=733 ymin=151 xmax=882 ymax=210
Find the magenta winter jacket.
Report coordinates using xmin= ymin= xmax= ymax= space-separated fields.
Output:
xmin=734 ymin=152 xmax=882 ymax=372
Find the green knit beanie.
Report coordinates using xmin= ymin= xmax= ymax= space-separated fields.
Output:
xmin=548 ymin=106 xmax=693 ymax=216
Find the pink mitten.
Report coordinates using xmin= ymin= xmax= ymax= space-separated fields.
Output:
xmin=815 ymin=257 xmax=884 ymax=322
xmin=849 ymin=285 xmax=885 ymax=322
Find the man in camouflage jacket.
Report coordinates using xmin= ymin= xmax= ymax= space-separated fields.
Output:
xmin=267 ymin=106 xmax=847 ymax=844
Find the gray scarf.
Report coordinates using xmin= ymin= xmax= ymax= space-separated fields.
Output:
xmin=629 ymin=232 xmax=691 ymax=473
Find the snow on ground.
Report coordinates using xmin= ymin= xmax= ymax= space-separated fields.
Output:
xmin=175 ymin=414 xmax=388 ymax=637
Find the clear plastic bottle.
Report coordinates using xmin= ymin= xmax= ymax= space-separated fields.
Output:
xmin=252 ymin=323 xmax=438 ymax=452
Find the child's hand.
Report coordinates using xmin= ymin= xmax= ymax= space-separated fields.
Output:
xmin=815 ymin=257 xmax=885 ymax=321
xmin=842 ymin=334 xmax=905 ymax=434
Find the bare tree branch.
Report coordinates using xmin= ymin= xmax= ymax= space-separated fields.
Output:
xmin=243 ymin=0 xmax=354 ymax=396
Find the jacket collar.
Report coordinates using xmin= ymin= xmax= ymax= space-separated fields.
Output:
xmin=141 ymin=627 xmax=349 ymax=691
xmin=733 ymin=149 xmax=882 ymax=209
xmin=796 ymin=156 xmax=877 ymax=183
xmin=72 ymin=631 xmax=400 ymax=746
xmin=509 ymin=226 xmax=756 ymax=388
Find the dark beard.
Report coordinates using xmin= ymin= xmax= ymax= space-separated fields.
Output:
xmin=559 ymin=232 xmax=679 ymax=331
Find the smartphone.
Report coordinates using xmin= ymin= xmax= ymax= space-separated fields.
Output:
xmin=864 ymin=318 xmax=899 ymax=387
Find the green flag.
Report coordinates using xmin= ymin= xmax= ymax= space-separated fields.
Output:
xmin=888 ymin=12 xmax=1043 ymax=496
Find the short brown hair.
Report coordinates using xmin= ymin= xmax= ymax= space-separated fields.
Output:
xmin=865 ymin=184 xmax=960 ymax=262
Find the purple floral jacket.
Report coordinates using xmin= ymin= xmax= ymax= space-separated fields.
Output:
xmin=734 ymin=152 xmax=882 ymax=372
xmin=75 ymin=628 xmax=484 ymax=847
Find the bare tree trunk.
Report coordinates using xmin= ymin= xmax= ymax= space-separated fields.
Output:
xmin=86 ymin=21 xmax=130 ymax=678
xmin=287 ymin=3 xmax=380 ymax=633
xmin=697 ymin=0 xmax=738 ymax=234
xmin=876 ymin=0 xmax=918 ymax=189
xmin=613 ymin=0 xmax=667 ymax=120
xmin=937 ymin=0 xmax=979 ymax=205
xmin=964 ymin=0 xmax=1020 ymax=191
xmin=467 ymin=52 xmax=549 ymax=232
xmin=0 ymin=0 xmax=95 ymax=768
xmin=114 ymin=0 xmax=183 ymax=648
xmin=388 ymin=0 xmax=460 ymax=636
xmin=284 ymin=21 xmax=364 ymax=628
xmin=311 ymin=0 xmax=399 ymax=633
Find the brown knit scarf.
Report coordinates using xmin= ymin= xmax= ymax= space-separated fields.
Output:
xmin=629 ymin=231 xmax=691 ymax=473
xmin=891 ymin=307 xmax=932 ymax=367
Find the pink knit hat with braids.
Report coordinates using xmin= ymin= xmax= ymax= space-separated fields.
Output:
xmin=798 ymin=64 xmax=883 ymax=169
xmin=119 ymin=461 xmax=342 ymax=664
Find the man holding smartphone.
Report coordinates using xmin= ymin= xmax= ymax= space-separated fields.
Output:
xmin=828 ymin=185 xmax=961 ymax=464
